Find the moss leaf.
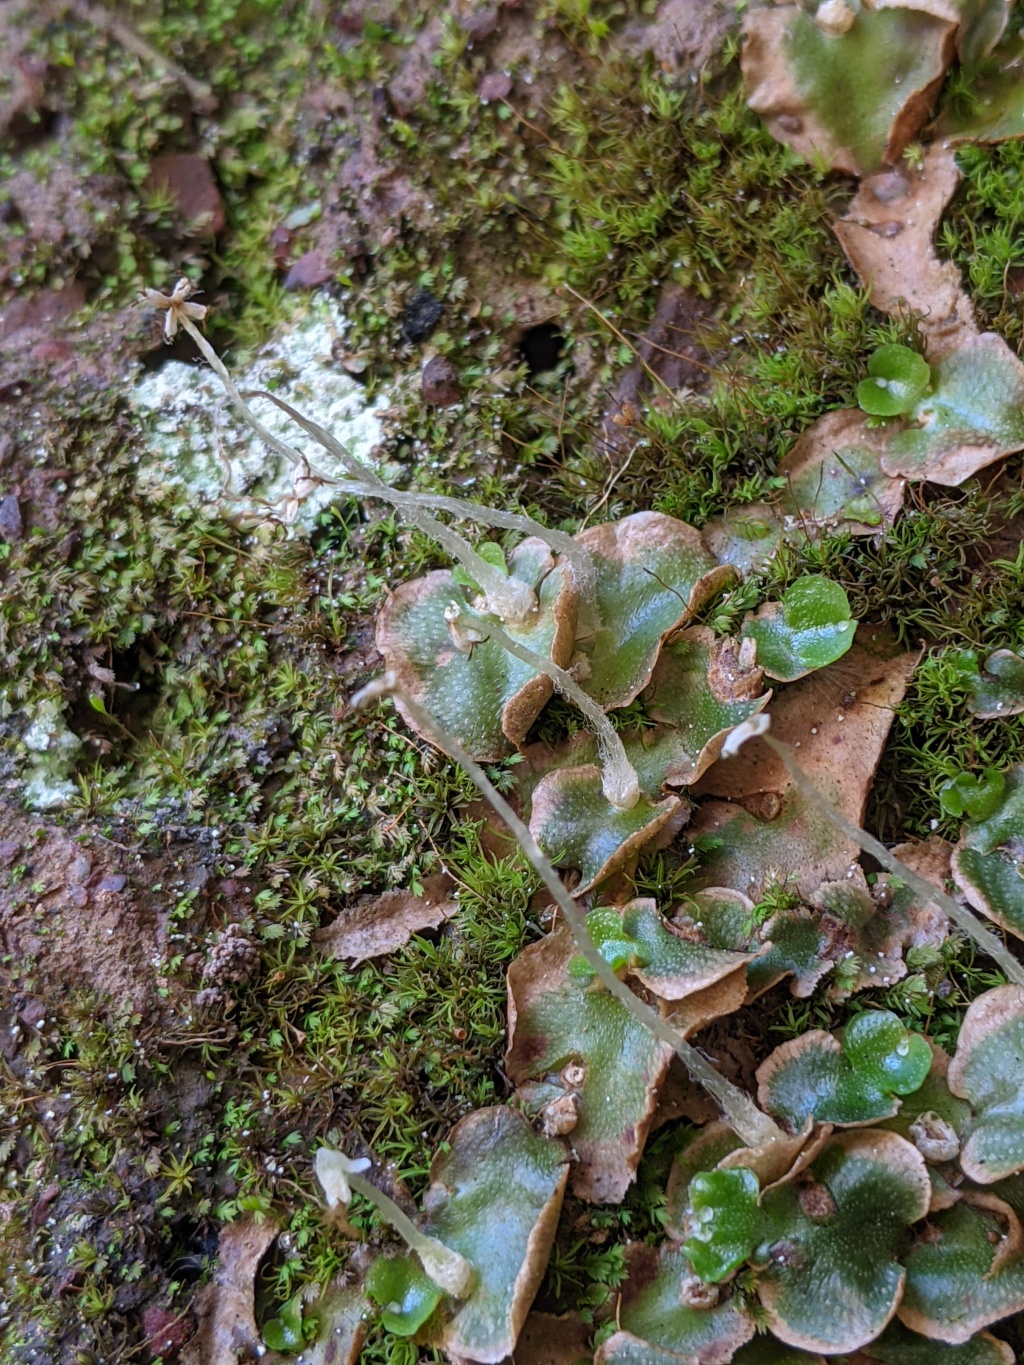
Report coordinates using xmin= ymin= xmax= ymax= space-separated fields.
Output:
xmin=757 ymin=1013 xmax=931 ymax=1129
xmin=857 ymin=345 xmax=932 ymax=418
xmin=962 ymin=648 xmax=1024 ymax=719
xmin=528 ymin=763 xmax=682 ymax=894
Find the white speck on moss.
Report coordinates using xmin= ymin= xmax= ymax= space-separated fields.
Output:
xmin=21 ymin=700 xmax=81 ymax=810
xmin=132 ymin=298 xmax=389 ymax=529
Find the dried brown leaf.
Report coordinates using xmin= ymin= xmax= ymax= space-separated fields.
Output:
xmin=315 ymin=873 xmax=458 ymax=965
xmin=833 ymin=144 xmax=975 ymax=361
xmin=694 ymin=625 xmax=919 ymax=827
xmin=183 ymin=1216 xmax=278 ymax=1365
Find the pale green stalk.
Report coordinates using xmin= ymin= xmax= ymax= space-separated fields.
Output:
xmin=351 ymin=673 xmax=784 ymax=1149
xmin=455 ymin=605 xmax=640 ymax=811
xmin=347 ymin=1171 xmax=474 ymax=1297
xmin=762 ymin=734 xmax=1024 ymax=989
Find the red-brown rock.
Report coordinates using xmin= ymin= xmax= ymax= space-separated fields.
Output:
xmin=283 ymin=248 xmax=334 ymax=290
xmin=422 ymin=355 xmax=461 ymax=406
xmin=145 ymin=153 xmax=226 ymax=237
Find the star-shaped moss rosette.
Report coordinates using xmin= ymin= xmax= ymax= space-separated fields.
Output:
xmin=954 ymin=646 xmax=1024 ymax=718
xmin=945 ymin=984 xmax=1024 ymax=1184
xmin=777 ymin=409 xmax=906 ymax=534
xmin=506 ymin=914 xmax=752 ymax=1204
xmin=413 ymin=1107 xmax=569 ymax=1363
xmin=573 ymin=511 xmax=734 ymax=710
xmin=376 ymin=538 xmax=577 ymax=761
xmin=609 ymin=1242 xmax=756 ymax=1359
xmin=740 ymin=576 xmax=857 ymax=683
xmin=755 ymin=1011 xmax=933 ymax=1130
xmin=741 ymin=3 xmax=956 ymax=177
xmin=898 ymin=1190 xmax=1024 ymax=1344
xmin=951 ymin=764 xmax=1024 ymax=940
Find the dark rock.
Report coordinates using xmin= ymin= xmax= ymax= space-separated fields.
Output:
xmin=459 ymin=6 xmax=500 ymax=40
xmin=145 ymin=153 xmax=226 ymax=237
xmin=0 ymin=838 xmax=21 ymax=866
xmin=401 ymin=288 xmax=443 ymax=343
xmin=0 ymin=493 xmax=22 ymax=543
xmin=283 ymin=248 xmax=334 ymax=290
xmin=478 ymin=70 xmax=513 ymax=103
xmin=422 ymin=355 xmax=461 ymax=406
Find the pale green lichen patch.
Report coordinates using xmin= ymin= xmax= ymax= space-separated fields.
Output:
xmin=132 ymin=298 xmax=389 ymax=525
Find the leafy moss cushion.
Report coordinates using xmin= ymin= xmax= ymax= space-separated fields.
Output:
xmin=753 ymin=1131 xmax=931 ymax=1353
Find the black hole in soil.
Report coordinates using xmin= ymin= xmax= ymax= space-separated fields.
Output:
xmin=519 ymin=323 xmax=565 ymax=377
